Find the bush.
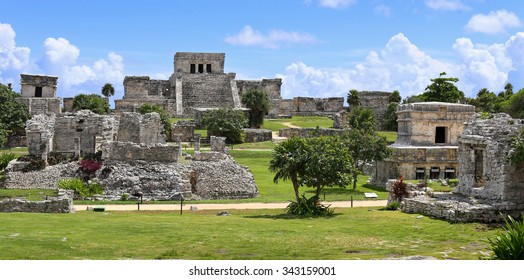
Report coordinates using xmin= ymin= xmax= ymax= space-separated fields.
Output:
xmin=80 ymin=159 xmax=102 ymax=173
xmin=72 ymin=94 xmax=110 ymax=114
xmin=390 ymin=176 xmax=409 ymax=203
xmin=0 ymin=152 xmax=17 ymax=170
xmin=488 ymin=215 xmax=524 ymax=260
xmin=58 ymin=178 xmax=104 ymax=199
xmin=17 ymin=155 xmax=46 ymax=172
xmin=201 ymin=109 xmax=248 ymax=144
xmin=286 ymin=194 xmax=334 ymax=217
xmin=381 ymin=201 xmax=400 ymax=211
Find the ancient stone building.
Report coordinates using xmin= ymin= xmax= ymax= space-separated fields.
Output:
xmin=114 ymin=52 xmax=282 ymax=117
xmin=374 ymin=102 xmax=475 ymax=184
xmin=17 ymin=74 xmax=62 ymax=116
xmin=401 ymin=113 xmax=524 ymax=223
xmin=269 ymin=97 xmax=344 ymax=117
xmin=455 ymin=113 xmax=524 ymax=202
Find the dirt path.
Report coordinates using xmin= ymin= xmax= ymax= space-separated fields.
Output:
xmin=76 ymin=200 xmax=387 ymax=211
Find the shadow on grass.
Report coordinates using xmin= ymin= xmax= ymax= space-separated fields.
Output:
xmin=244 ymin=213 xmax=343 ymax=220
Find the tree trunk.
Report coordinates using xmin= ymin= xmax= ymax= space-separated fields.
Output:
xmin=291 ymin=173 xmax=300 ymax=203
xmin=353 ymin=172 xmax=358 ymax=190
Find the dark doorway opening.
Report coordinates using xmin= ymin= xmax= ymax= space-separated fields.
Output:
xmin=430 ymin=167 xmax=440 ymax=179
xmin=206 ymin=64 xmax=212 ymax=73
xmin=198 ymin=64 xmax=204 ymax=73
xmin=435 ymin=126 xmax=446 ymax=143
xmin=190 ymin=64 xmax=196 ymax=73
xmin=35 ymin=87 xmax=43 ymax=97
xmin=474 ymin=149 xmax=484 ymax=187
xmin=415 ymin=168 xmax=425 ymax=180
xmin=444 ymin=167 xmax=455 ymax=179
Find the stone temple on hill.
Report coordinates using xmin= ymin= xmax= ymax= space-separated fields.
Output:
xmin=114 ymin=52 xmax=282 ymax=117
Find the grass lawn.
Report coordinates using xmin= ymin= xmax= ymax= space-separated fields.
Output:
xmin=1 ymin=147 xmax=28 ymax=157
xmin=377 ymin=131 xmax=397 ymax=144
xmin=0 ymin=208 xmax=497 ymax=260
xmin=261 ymin=120 xmax=289 ymax=131
xmin=0 ymin=189 xmax=57 ymax=201
xmin=289 ymin=116 xmax=333 ymax=128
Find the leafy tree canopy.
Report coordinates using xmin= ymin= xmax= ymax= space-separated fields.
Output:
xmin=420 ymin=72 xmax=464 ymax=103
xmin=201 ymin=108 xmax=248 ymax=144
xmin=0 ymin=83 xmax=30 ymax=134
xmin=389 ymin=90 xmax=401 ymax=103
xmin=347 ymin=89 xmax=360 ymax=107
xmin=382 ymin=102 xmax=399 ymax=131
xmin=241 ymin=89 xmax=270 ymax=128
xmin=505 ymin=88 xmax=524 ymax=119
xmin=139 ymin=103 xmax=172 ymax=137
xmin=72 ymin=94 xmax=110 ymax=115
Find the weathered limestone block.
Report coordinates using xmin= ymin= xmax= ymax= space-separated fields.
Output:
xmin=104 ymin=141 xmax=179 ymax=162
xmin=210 ymin=136 xmax=227 ymax=154
xmin=117 ymin=112 xmax=165 ymax=144
xmin=0 ymin=189 xmax=74 ymax=213
xmin=243 ymin=129 xmax=272 ymax=143
xmin=171 ymin=120 xmax=195 ymax=142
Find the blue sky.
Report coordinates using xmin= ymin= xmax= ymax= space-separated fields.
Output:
xmin=1 ymin=0 xmax=523 ymax=104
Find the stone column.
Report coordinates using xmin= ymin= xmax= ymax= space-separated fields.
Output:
xmin=194 ymin=134 xmax=201 ymax=154
xmin=175 ymin=134 xmax=182 ymax=157
xmin=74 ymin=138 xmax=81 ymax=158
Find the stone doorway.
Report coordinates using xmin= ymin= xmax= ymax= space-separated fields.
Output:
xmin=474 ymin=149 xmax=484 ymax=187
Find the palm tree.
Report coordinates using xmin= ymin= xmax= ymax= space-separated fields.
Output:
xmin=101 ymin=83 xmax=115 ymax=99
xmin=268 ymin=137 xmax=306 ymax=203
xmin=347 ymin=89 xmax=360 ymax=110
xmin=241 ymin=89 xmax=270 ymax=128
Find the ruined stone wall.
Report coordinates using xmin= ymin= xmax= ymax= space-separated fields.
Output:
xmin=17 ymin=97 xmax=62 ymax=116
xmin=180 ymin=74 xmax=236 ymax=116
xmin=243 ymin=129 xmax=272 ymax=143
xmin=236 ymin=78 xmax=282 ymax=100
xmin=455 ymin=113 xmax=524 ymax=202
xmin=20 ymin=74 xmax=58 ymax=98
xmin=103 ymin=141 xmax=179 ymax=162
xmin=171 ymin=120 xmax=195 ymax=142
xmin=270 ymin=97 xmax=344 ymax=117
xmin=0 ymin=189 xmax=74 ymax=213
xmin=4 ymin=162 xmax=78 ymax=189
xmin=279 ymin=128 xmax=344 ymax=138
xmin=114 ymin=99 xmax=176 ymax=116
xmin=123 ymin=76 xmax=151 ymax=99
xmin=116 ymin=112 xmax=165 ymax=144
xmin=26 ymin=114 xmax=56 ymax=157
xmin=51 ymin=111 xmax=118 ymax=156
xmin=63 ymin=97 xmax=74 ymax=112
xmin=149 ymin=79 xmax=173 ymax=98
xmin=174 ymin=52 xmax=225 ymax=74
xmin=396 ymin=102 xmax=475 ymax=146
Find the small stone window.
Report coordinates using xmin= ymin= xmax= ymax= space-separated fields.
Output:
xmin=190 ymin=64 xmax=196 ymax=73
xmin=415 ymin=168 xmax=425 ymax=180
xmin=35 ymin=86 xmax=43 ymax=97
xmin=206 ymin=64 xmax=212 ymax=73
xmin=198 ymin=64 xmax=204 ymax=73
xmin=430 ymin=167 xmax=440 ymax=179
xmin=444 ymin=167 xmax=455 ymax=179
xmin=435 ymin=126 xmax=447 ymax=144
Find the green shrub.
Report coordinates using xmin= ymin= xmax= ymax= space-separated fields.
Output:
xmin=382 ymin=201 xmax=400 ymax=211
xmin=488 ymin=215 xmax=524 ymax=260
xmin=17 ymin=155 xmax=46 ymax=172
xmin=0 ymin=152 xmax=17 ymax=170
xmin=121 ymin=193 xmax=129 ymax=201
xmin=286 ymin=194 xmax=334 ymax=217
xmin=58 ymin=178 xmax=104 ymax=199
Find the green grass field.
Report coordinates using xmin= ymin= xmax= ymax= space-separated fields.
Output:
xmin=0 ymin=189 xmax=57 ymax=201
xmin=0 ymin=208 xmax=497 ymax=260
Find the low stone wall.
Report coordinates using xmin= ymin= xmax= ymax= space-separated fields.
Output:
xmin=278 ymin=127 xmax=345 ymax=138
xmin=5 ymin=134 xmax=27 ymax=148
xmin=0 ymin=189 xmax=74 ymax=213
xmin=103 ymin=141 xmax=179 ymax=162
xmin=243 ymin=129 xmax=272 ymax=142
xmin=401 ymin=194 xmax=524 ymax=223
xmin=194 ymin=151 xmax=228 ymax=162
xmin=4 ymin=162 xmax=78 ymax=189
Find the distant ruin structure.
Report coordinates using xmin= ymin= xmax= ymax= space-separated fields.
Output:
xmin=374 ymin=102 xmax=476 ymax=184
xmin=17 ymin=74 xmax=62 ymax=116
xmin=114 ymin=52 xmax=344 ymax=118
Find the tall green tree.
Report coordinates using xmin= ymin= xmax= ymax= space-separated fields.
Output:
xmin=139 ymin=103 xmax=172 ymax=137
xmin=268 ymin=137 xmax=308 ymax=203
xmin=201 ymin=108 xmax=248 ymax=144
xmin=0 ymin=83 xmax=30 ymax=135
xmin=300 ymin=136 xmax=354 ymax=199
xmin=471 ymin=88 xmax=498 ymax=113
xmin=505 ymin=88 xmax=524 ymax=119
xmin=420 ymin=72 xmax=464 ymax=103
xmin=72 ymin=94 xmax=110 ymax=114
xmin=382 ymin=102 xmax=399 ymax=131
xmin=241 ymin=89 xmax=270 ymax=128
xmin=343 ymin=129 xmax=392 ymax=189
xmin=101 ymin=83 xmax=115 ymax=99
xmin=347 ymin=89 xmax=360 ymax=108
xmin=389 ymin=90 xmax=401 ymax=103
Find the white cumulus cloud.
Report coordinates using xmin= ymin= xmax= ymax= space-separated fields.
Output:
xmin=278 ymin=32 xmax=524 ymax=100
xmin=465 ymin=10 xmax=521 ymax=34
xmin=318 ymin=0 xmax=356 ymax=9
xmin=425 ymin=0 xmax=469 ymax=11
xmin=374 ymin=4 xmax=391 ymax=17
xmin=225 ymin=25 xmax=317 ymax=49
xmin=0 ymin=22 xmax=30 ymax=74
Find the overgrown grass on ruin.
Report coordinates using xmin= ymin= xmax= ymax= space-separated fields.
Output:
xmin=0 ymin=189 xmax=57 ymax=201
xmin=0 ymin=208 xmax=498 ymax=260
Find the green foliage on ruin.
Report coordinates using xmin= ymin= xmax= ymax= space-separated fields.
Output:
xmin=381 ymin=102 xmax=399 ymax=131
xmin=72 ymin=93 xmax=110 ymax=115
xmin=241 ymin=89 xmax=270 ymax=128
xmin=420 ymin=72 xmax=465 ymax=103
xmin=201 ymin=108 xmax=248 ymax=144
xmin=139 ymin=103 xmax=172 ymax=138
xmin=488 ymin=215 xmax=524 ymax=260
xmin=0 ymin=83 xmax=31 ymax=147
xmin=509 ymin=127 xmax=524 ymax=164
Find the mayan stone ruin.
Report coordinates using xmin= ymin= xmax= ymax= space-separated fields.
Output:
xmin=400 ymin=113 xmax=524 ymax=223
xmin=374 ymin=102 xmax=476 ymax=185
xmin=17 ymin=74 xmax=62 ymax=116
